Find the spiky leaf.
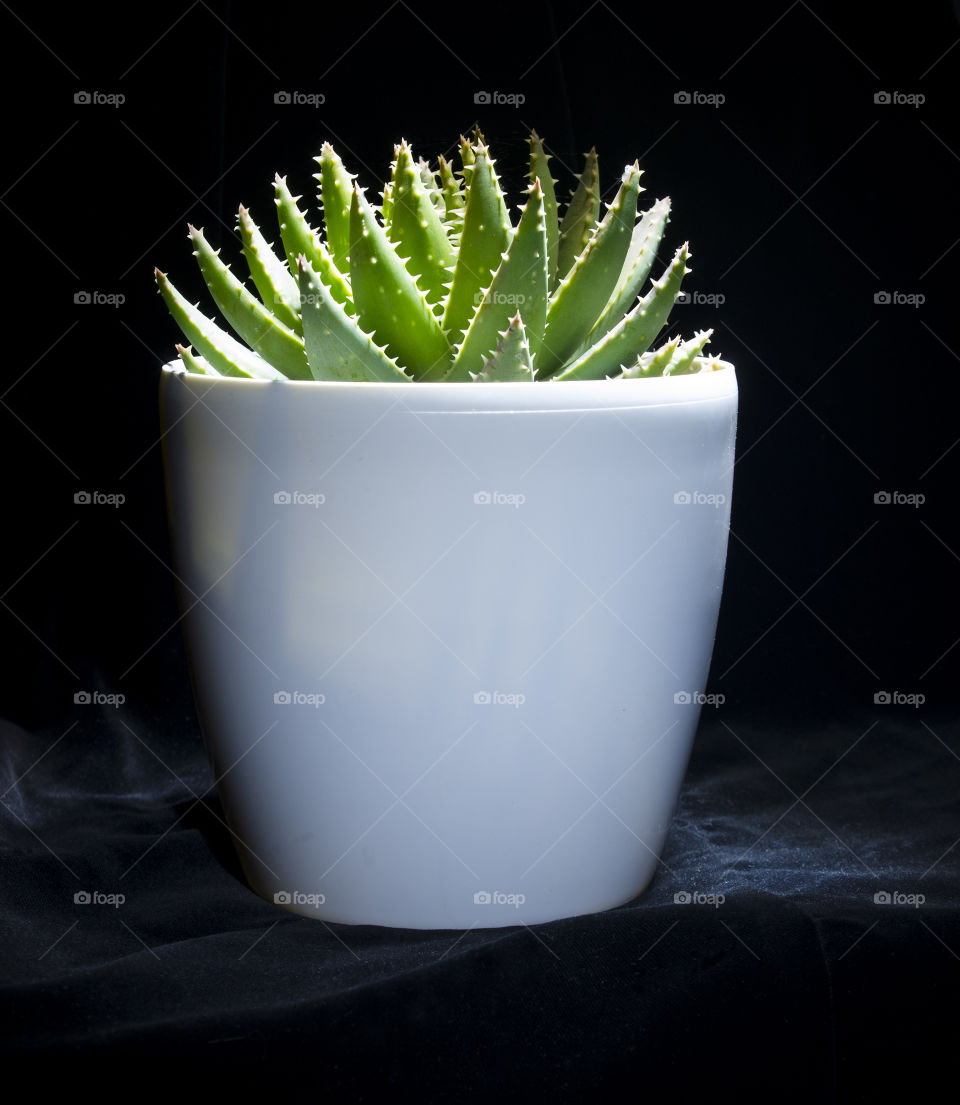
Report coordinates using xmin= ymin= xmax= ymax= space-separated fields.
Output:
xmin=538 ymin=163 xmax=643 ymax=379
xmin=175 ymin=343 xmax=220 ymax=376
xmin=449 ymin=181 xmax=548 ymax=380
xmin=472 ymin=314 xmax=535 ymax=382
xmin=188 ymin=224 xmax=310 ymax=379
xmin=298 ymin=257 xmax=411 ymax=382
xmin=557 ymin=148 xmax=600 ymax=279
xmin=349 ymin=186 xmax=451 ymax=378
xmin=238 ymin=205 xmax=301 ymax=334
xmin=441 ymin=143 xmax=512 ymax=351
xmin=155 ymin=269 xmax=284 ymax=379
xmin=274 ymin=174 xmax=353 ymax=314
xmin=527 ymin=130 xmax=559 ymax=292
xmin=314 ymin=143 xmax=356 ymax=276
xmin=387 ymin=141 xmax=456 ymax=309
xmin=585 ymin=197 xmax=670 ymax=349
xmin=554 ymin=243 xmax=689 ymax=380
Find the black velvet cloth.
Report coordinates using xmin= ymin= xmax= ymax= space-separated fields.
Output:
xmin=2 ymin=704 xmax=955 ymax=1098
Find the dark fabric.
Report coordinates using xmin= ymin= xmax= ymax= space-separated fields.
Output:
xmin=2 ymin=706 xmax=955 ymax=1099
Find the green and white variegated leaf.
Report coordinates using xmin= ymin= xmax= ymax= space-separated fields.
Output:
xmin=553 ymin=243 xmax=689 ymax=380
xmin=349 ymin=185 xmax=451 ymax=379
xmin=472 ymin=313 xmax=535 ymax=382
xmin=155 ymin=269 xmax=284 ymax=379
xmin=188 ymin=224 xmax=310 ymax=379
xmin=298 ymin=257 xmax=411 ymax=382
xmin=449 ymin=180 xmax=548 ymax=381
xmin=237 ymin=205 xmax=301 ymax=334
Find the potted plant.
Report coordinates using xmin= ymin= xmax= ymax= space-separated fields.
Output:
xmin=155 ymin=129 xmax=737 ymax=929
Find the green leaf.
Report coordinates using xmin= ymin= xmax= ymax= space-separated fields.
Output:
xmin=618 ymin=334 xmax=681 ymax=378
xmin=527 ymin=130 xmax=559 ymax=293
xmin=175 ymin=343 xmax=220 ymax=376
xmin=188 ymin=224 xmax=310 ymax=379
xmin=274 ymin=174 xmax=353 ymax=314
xmin=298 ymin=257 xmax=411 ymax=382
xmin=155 ymin=269 xmax=284 ymax=379
xmin=583 ymin=196 xmax=670 ymax=350
xmin=553 ymin=243 xmax=689 ymax=380
xmin=314 ymin=142 xmax=356 ymax=275
xmin=386 ymin=141 xmax=456 ymax=309
xmin=538 ymin=162 xmax=643 ymax=379
xmin=349 ymin=185 xmax=452 ymax=378
xmin=472 ymin=314 xmax=535 ymax=382
xmin=449 ymin=181 xmax=548 ymax=381
xmin=238 ymin=204 xmax=302 ymax=334
xmin=557 ymin=147 xmax=600 ymax=279
xmin=440 ymin=143 xmax=512 ymax=352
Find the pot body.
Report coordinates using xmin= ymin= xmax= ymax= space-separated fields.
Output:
xmin=160 ymin=367 xmax=737 ymax=928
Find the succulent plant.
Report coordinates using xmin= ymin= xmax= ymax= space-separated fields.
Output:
xmin=155 ymin=129 xmax=727 ymax=383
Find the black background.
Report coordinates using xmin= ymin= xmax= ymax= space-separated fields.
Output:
xmin=1 ymin=0 xmax=958 ymax=1096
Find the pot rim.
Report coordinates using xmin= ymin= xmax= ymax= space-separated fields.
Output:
xmin=160 ymin=359 xmax=737 ymax=412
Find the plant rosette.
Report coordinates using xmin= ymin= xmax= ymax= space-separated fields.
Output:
xmin=156 ymin=129 xmax=738 ymax=928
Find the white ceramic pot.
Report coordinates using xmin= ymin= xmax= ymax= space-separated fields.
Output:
xmin=160 ymin=364 xmax=737 ymax=928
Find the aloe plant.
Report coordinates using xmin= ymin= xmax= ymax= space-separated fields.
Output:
xmin=155 ymin=130 xmax=728 ymax=382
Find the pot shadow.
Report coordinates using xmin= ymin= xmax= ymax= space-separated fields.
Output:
xmin=172 ymin=790 xmax=249 ymax=887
